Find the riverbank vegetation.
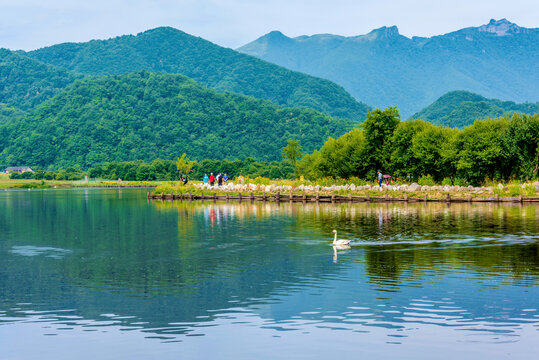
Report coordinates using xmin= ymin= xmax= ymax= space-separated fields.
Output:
xmin=297 ymin=108 xmax=539 ymax=185
xmin=2 ymin=107 xmax=537 ymax=188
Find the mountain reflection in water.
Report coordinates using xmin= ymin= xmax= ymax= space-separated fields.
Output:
xmin=0 ymin=189 xmax=537 ymax=359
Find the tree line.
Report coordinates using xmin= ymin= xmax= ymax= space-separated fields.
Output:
xmin=8 ymin=107 xmax=538 ymax=186
xmin=297 ymin=108 xmax=539 ymax=185
xmin=9 ymin=157 xmax=294 ymax=181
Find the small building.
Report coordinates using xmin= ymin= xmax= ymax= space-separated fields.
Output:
xmin=3 ymin=166 xmax=34 ymax=174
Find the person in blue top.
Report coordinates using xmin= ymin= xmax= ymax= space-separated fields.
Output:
xmin=203 ymin=174 xmax=209 ymax=184
xmin=223 ymin=173 xmax=228 ymax=184
xmin=377 ymin=170 xmax=383 ymax=188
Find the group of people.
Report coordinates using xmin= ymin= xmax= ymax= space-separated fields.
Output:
xmin=203 ymin=172 xmax=228 ymax=186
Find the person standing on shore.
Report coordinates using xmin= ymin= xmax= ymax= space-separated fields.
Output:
xmin=223 ymin=173 xmax=228 ymax=185
xmin=203 ymin=174 xmax=209 ymax=184
xmin=217 ymin=173 xmax=223 ymax=186
xmin=209 ymin=173 xmax=215 ymax=186
xmin=377 ymin=170 xmax=383 ymax=188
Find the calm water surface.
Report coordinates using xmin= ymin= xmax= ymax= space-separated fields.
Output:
xmin=0 ymin=189 xmax=538 ymax=359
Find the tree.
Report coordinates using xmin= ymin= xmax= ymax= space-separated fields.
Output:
xmin=455 ymin=118 xmax=510 ymax=184
xmin=502 ymin=113 xmax=539 ymax=180
xmin=176 ymin=153 xmax=197 ymax=179
xmin=281 ymin=140 xmax=302 ymax=177
xmin=389 ymin=119 xmax=431 ymax=178
xmin=410 ymin=126 xmax=456 ymax=182
xmin=361 ymin=107 xmax=400 ymax=178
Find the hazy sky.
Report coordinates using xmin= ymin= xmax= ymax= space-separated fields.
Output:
xmin=0 ymin=0 xmax=537 ymax=51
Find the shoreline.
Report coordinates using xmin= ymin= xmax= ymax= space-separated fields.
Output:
xmin=148 ymin=191 xmax=539 ymax=204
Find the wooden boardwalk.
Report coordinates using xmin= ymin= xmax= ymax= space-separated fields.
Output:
xmin=148 ymin=192 xmax=539 ymax=203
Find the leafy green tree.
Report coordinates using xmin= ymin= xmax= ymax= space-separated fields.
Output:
xmin=136 ymin=164 xmax=156 ymax=181
xmin=502 ymin=113 xmax=539 ymax=180
xmin=297 ymin=151 xmax=322 ymax=180
xmin=389 ymin=119 xmax=431 ymax=178
xmin=455 ymin=118 xmax=510 ymax=184
xmin=410 ymin=126 xmax=456 ymax=182
xmin=362 ymin=107 xmax=400 ymax=178
xmin=281 ymin=140 xmax=302 ymax=177
xmin=176 ymin=153 xmax=197 ymax=179
xmin=314 ymin=128 xmax=366 ymax=179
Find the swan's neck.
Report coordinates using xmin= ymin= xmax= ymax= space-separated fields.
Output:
xmin=333 ymin=232 xmax=337 ymax=244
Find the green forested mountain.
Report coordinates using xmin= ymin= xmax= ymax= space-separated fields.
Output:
xmin=238 ymin=19 xmax=539 ymax=118
xmin=0 ymin=48 xmax=81 ymax=112
xmin=25 ymin=27 xmax=370 ymax=121
xmin=0 ymin=71 xmax=355 ymax=169
xmin=410 ymin=91 xmax=539 ymax=127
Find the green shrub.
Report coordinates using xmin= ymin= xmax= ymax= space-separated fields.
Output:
xmin=418 ymin=174 xmax=436 ymax=186
xmin=441 ymin=177 xmax=452 ymax=185
xmin=454 ymin=178 xmax=468 ymax=186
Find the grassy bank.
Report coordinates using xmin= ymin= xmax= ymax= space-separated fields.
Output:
xmin=154 ymin=180 xmax=539 ymax=200
xmin=2 ymin=177 xmax=538 ymax=200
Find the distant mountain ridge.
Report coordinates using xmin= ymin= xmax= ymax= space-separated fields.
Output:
xmin=410 ymin=90 xmax=539 ymax=128
xmin=25 ymin=27 xmax=370 ymax=121
xmin=238 ymin=19 xmax=539 ymax=117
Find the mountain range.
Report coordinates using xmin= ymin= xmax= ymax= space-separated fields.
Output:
xmin=238 ymin=19 xmax=539 ymax=118
xmin=22 ymin=27 xmax=370 ymax=122
xmin=1 ymin=22 xmax=537 ymax=169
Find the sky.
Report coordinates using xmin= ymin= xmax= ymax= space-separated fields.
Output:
xmin=0 ymin=0 xmax=537 ymax=51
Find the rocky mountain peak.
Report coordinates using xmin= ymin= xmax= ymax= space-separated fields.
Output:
xmin=477 ymin=18 xmax=526 ymax=36
xmin=366 ymin=25 xmax=400 ymax=40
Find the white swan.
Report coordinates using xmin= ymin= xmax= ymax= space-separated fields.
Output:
xmin=332 ymin=230 xmax=351 ymax=247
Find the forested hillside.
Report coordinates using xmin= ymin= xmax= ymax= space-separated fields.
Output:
xmin=0 ymin=104 xmax=25 ymax=124
xmin=0 ymin=48 xmax=81 ymax=112
xmin=0 ymin=71 xmax=355 ymax=169
xmin=411 ymin=91 xmax=539 ymax=127
xmin=239 ymin=19 xmax=539 ymax=117
xmin=26 ymin=27 xmax=370 ymax=121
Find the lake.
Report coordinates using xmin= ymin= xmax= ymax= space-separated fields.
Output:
xmin=0 ymin=188 xmax=538 ymax=359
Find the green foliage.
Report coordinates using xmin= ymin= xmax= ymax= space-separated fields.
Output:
xmin=88 ymin=158 xmax=295 ymax=181
xmin=410 ymin=126 xmax=458 ymax=182
xmin=389 ymin=119 xmax=431 ymax=178
xmin=411 ymin=90 xmax=539 ymax=128
xmin=9 ymin=168 xmax=85 ymax=181
xmin=26 ymin=27 xmax=370 ymax=121
xmin=454 ymin=118 xmax=510 ymax=184
xmin=418 ymin=175 xmax=436 ymax=186
xmin=0 ymin=71 xmax=355 ymax=169
xmin=502 ymin=113 xmax=539 ymax=180
xmin=441 ymin=177 xmax=452 ymax=186
xmin=176 ymin=153 xmax=197 ymax=178
xmin=0 ymin=104 xmax=25 ymax=125
xmin=300 ymin=108 xmax=539 ymax=184
xmin=281 ymin=140 xmax=302 ymax=176
xmin=360 ymin=107 xmax=400 ymax=178
xmin=0 ymin=48 xmax=81 ymax=111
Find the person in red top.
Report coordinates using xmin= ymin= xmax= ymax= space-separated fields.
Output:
xmin=209 ymin=173 xmax=215 ymax=186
